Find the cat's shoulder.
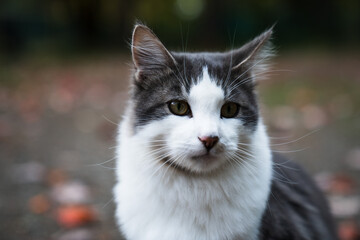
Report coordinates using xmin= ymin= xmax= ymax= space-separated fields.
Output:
xmin=259 ymin=153 xmax=338 ymax=240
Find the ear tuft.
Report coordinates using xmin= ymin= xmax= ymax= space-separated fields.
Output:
xmin=231 ymin=27 xmax=275 ymax=81
xmin=132 ymin=24 xmax=176 ymax=81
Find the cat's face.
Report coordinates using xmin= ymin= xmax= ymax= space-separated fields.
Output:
xmin=129 ymin=25 xmax=272 ymax=173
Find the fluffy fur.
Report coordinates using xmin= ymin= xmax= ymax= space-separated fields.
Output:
xmin=114 ymin=24 xmax=338 ymax=240
xmin=114 ymin=74 xmax=272 ymax=240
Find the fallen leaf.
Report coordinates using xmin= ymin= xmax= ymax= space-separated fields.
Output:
xmin=56 ymin=205 xmax=97 ymax=228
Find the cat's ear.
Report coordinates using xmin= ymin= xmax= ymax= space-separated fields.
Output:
xmin=230 ymin=27 xmax=274 ymax=80
xmin=131 ymin=24 xmax=177 ymax=81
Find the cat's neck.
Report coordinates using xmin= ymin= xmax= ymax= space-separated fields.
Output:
xmin=115 ymin=119 xmax=272 ymax=240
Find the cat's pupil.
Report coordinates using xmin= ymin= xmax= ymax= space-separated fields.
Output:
xmin=226 ymin=105 xmax=231 ymax=112
xmin=177 ymin=103 xmax=182 ymax=111
xmin=221 ymin=102 xmax=239 ymax=118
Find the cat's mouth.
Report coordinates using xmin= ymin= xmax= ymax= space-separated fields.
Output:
xmin=191 ymin=153 xmax=217 ymax=161
xmin=159 ymin=154 xmax=220 ymax=174
xmin=160 ymin=157 xmax=193 ymax=173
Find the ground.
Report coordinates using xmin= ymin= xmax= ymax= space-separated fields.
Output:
xmin=0 ymin=52 xmax=359 ymax=240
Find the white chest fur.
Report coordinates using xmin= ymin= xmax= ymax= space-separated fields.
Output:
xmin=114 ymin=119 xmax=272 ymax=240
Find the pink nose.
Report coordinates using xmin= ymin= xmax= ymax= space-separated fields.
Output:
xmin=198 ymin=136 xmax=219 ymax=151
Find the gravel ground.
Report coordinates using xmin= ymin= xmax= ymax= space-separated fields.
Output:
xmin=1 ymin=53 xmax=360 ymax=240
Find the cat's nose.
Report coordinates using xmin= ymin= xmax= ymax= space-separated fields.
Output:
xmin=198 ymin=136 xmax=219 ymax=151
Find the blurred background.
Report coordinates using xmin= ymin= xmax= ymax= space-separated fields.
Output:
xmin=1 ymin=0 xmax=360 ymax=239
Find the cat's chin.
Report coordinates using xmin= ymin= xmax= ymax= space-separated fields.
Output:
xmin=160 ymin=153 xmax=225 ymax=174
xmin=185 ymin=153 xmax=227 ymax=173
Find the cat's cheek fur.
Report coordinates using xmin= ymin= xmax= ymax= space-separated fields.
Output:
xmin=114 ymin=115 xmax=272 ymax=240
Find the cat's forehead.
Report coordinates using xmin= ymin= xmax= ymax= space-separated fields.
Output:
xmin=188 ymin=67 xmax=224 ymax=106
xmin=172 ymin=52 xmax=236 ymax=92
xmin=173 ymin=52 xmax=227 ymax=75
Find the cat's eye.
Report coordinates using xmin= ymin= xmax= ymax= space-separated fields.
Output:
xmin=168 ymin=101 xmax=190 ymax=116
xmin=221 ymin=102 xmax=239 ymax=118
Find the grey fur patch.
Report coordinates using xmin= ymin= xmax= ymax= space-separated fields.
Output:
xmin=130 ymin=25 xmax=273 ymax=131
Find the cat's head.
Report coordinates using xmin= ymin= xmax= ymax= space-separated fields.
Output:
xmin=128 ymin=24 xmax=273 ymax=174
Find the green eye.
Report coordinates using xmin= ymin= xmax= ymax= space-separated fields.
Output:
xmin=221 ymin=102 xmax=239 ymax=118
xmin=168 ymin=101 xmax=190 ymax=116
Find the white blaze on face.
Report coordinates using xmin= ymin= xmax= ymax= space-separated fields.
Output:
xmin=188 ymin=67 xmax=225 ymax=139
xmin=136 ymin=66 xmax=243 ymax=173
xmin=162 ymin=66 xmax=231 ymax=173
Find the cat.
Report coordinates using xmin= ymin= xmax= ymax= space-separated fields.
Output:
xmin=113 ymin=24 xmax=338 ymax=240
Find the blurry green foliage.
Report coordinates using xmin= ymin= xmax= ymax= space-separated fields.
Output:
xmin=0 ymin=0 xmax=359 ymax=58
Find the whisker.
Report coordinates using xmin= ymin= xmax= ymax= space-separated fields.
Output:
xmin=227 ymin=68 xmax=292 ymax=93
xmin=230 ymin=155 xmax=258 ymax=180
xmin=227 ymin=56 xmax=269 ymax=91
xmin=102 ymin=115 xmax=120 ymax=126
xmin=269 ymin=129 xmax=320 ymax=147
xmin=160 ymin=154 xmax=184 ymax=182
xmin=271 ymin=147 xmax=309 ymax=154
xmin=101 ymin=197 xmax=115 ymax=209
xmin=96 ymin=165 xmax=117 ymax=170
xmin=147 ymin=154 xmax=174 ymax=180
xmin=272 ymin=162 xmax=299 ymax=171
xmin=87 ymin=157 xmax=117 ymax=167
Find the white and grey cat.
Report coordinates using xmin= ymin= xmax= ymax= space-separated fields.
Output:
xmin=113 ymin=24 xmax=337 ymax=240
